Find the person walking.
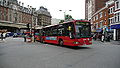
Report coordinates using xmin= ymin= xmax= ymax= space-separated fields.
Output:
xmin=106 ymin=34 xmax=111 ymax=42
xmin=101 ymin=34 xmax=105 ymax=42
xmin=93 ymin=33 xmax=97 ymax=40
xmin=22 ymin=32 xmax=26 ymax=42
xmin=1 ymin=32 xmax=4 ymax=41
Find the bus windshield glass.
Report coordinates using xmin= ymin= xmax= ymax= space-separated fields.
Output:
xmin=75 ymin=22 xmax=91 ymax=38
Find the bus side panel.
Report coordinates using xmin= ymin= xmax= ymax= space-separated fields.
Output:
xmin=44 ymin=36 xmax=58 ymax=44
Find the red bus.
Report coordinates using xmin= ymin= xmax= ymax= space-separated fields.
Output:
xmin=38 ymin=20 xmax=92 ymax=47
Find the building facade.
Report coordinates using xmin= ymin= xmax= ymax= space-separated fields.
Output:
xmin=91 ymin=0 xmax=115 ymax=40
xmin=111 ymin=0 xmax=120 ymax=40
xmin=85 ymin=0 xmax=109 ymax=20
xmin=36 ymin=6 xmax=51 ymax=27
xmin=85 ymin=0 xmax=120 ymax=40
xmin=0 ymin=0 xmax=37 ymax=33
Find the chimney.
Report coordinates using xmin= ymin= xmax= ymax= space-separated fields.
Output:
xmin=19 ymin=1 xmax=21 ymax=6
xmin=30 ymin=6 xmax=32 ymax=9
xmin=22 ymin=3 xmax=24 ymax=7
xmin=34 ymin=8 xmax=36 ymax=11
xmin=27 ymin=5 xmax=29 ymax=8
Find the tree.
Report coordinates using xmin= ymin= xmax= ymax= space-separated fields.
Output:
xmin=65 ymin=14 xmax=74 ymax=21
xmin=59 ymin=20 xmax=64 ymax=24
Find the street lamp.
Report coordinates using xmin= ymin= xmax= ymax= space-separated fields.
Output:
xmin=59 ymin=10 xmax=72 ymax=21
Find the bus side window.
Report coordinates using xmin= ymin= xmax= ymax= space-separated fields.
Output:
xmin=58 ymin=28 xmax=62 ymax=36
xmin=50 ymin=27 xmax=58 ymax=36
xmin=58 ymin=28 xmax=65 ymax=36
xmin=53 ymin=29 xmax=57 ymax=36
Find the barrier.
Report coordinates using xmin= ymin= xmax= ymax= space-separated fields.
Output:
xmin=26 ymin=37 xmax=32 ymax=42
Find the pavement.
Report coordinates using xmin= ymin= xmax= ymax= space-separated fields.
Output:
xmin=92 ymin=39 xmax=120 ymax=45
xmin=0 ymin=40 xmax=4 ymax=43
xmin=110 ymin=40 xmax=120 ymax=45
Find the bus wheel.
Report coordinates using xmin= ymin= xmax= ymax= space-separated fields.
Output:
xmin=59 ymin=40 xmax=63 ymax=46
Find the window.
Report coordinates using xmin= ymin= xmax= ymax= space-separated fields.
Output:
xmin=111 ymin=7 xmax=113 ymax=13
xmin=58 ymin=27 xmax=65 ymax=36
xmin=113 ymin=6 xmax=115 ymax=11
xmin=94 ymin=17 xmax=95 ymax=21
xmin=0 ymin=7 xmax=1 ymax=19
xmin=99 ymin=12 xmax=103 ymax=18
xmin=75 ymin=22 xmax=91 ymax=38
xmin=110 ymin=18 xmax=113 ymax=24
xmin=96 ymin=15 xmax=98 ymax=20
xmin=118 ymin=13 xmax=120 ymax=22
xmin=115 ymin=14 xmax=117 ymax=22
xmin=116 ymin=2 xmax=119 ymax=9
xmin=100 ymin=21 xmax=103 ymax=28
xmin=108 ymin=9 xmax=110 ymax=13
xmin=109 ymin=7 xmax=114 ymax=14
xmin=116 ymin=13 xmax=118 ymax=22
xmin=108 ymin=19 xmax=110 ymax=24
xmin=119 ymin=13 xmax=120 ymax=22
xmin=51 ymin=27 xmax=58 ymax=36
xmin=104 ymin=12 xmax=106 ymax=16
xmin=0 ymin=1 xmax=1 ymax=5
xmin=96 ymin=22 xmax=98 ymax=29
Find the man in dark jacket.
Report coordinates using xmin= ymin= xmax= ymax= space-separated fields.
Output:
xmin=1 ymin=32 xmax=3 ymax=40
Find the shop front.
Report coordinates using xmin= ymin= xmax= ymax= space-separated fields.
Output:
xmin=0 ymin=22 xmax=27 ymax=33
xmin=111 ymin=24 xmax=120 ymax=40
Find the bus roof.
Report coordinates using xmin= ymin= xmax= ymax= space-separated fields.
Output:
xmin=42 ymin=20 xmax=90 ymax=29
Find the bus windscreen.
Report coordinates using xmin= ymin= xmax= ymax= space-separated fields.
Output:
xmin=75 ymin=22 xmax=91 ymax=38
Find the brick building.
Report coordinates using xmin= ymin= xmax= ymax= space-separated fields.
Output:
xmin=85 ymin=0 xmax=120 ymax=40
xmin=85 ymin=0 xmax=109 ymax=20
xmin=111 ymin=0 xmax=120 ymax=40
xmin=90 ymin=0 xmax=120 ymax=41
xmin=0 ymin=0 xmax=37 ymax=32
xmin=91 ymin=0 xmax=115 ymax=31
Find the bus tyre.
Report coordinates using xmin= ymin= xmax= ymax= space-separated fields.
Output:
xmin=59 ymin=40 xmax=63 ymax=46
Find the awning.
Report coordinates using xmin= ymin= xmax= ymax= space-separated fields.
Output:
xmin=111 ymin=24 xmax=120 ymax=29
xmin=0 ymin=22 xmax=27 ymax=28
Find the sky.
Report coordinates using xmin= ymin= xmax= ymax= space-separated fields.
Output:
xmin=19 ymin=0 xmax=85 ymax=19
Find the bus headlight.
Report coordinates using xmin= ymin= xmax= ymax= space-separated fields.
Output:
xmin=88 ymin=38 xmax=90 ymax=40
xmin=89 ymin=41 xmax=92 ymax=43
xmin=73 ymin=42 xmax=79 ymax=44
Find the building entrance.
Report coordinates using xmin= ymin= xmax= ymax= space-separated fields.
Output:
xmin=117 ymin=29 xmax=120 ymax=40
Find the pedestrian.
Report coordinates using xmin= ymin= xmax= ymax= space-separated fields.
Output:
xmin=24 ymin=34 xmax=27 ymax=42
xmin=2 ymin=32 xmax=6 ymax=41
xmin=101 ymin=34 xmax=105 ymax=42
xmin=0 ymin=32 xmax=1 ymax=40
xmin=1 ymin=32 xmax=4 ymax=41
xmin=93 ymin=33 xmax=97 ymax=40
xmin=107 ymin=34 xmax=111 ymax=42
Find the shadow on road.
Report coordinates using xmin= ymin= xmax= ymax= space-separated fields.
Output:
xmin=42 ymin=43 xmax=91 ymax=50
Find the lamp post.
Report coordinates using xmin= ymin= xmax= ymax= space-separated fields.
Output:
xmin=30 ymin=7 xmax=36 ymax=42
xmin=59 ymin=10 xmax=72 ymax=21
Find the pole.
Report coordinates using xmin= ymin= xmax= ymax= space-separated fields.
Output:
xmin=64 ymin=11 xmax=66 ymax=21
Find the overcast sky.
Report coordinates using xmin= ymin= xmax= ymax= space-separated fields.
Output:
xmin=19 ymin=0 xmax=85 ymax=19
